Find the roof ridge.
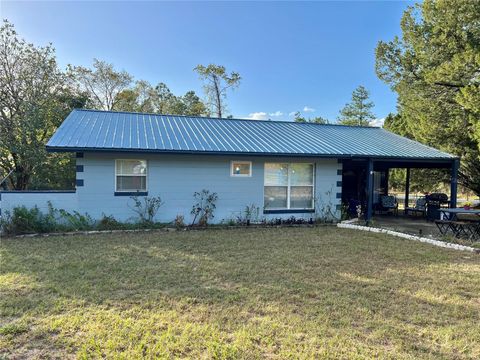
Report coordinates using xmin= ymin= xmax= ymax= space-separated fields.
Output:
xmin=72 ymin=108 xmax=380 ymax=129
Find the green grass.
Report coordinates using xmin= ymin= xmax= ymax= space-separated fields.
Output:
xmin=1 ymin=227 xmax=479 ymax=359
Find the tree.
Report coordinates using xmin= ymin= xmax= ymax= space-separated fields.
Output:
xmin=375 ymin=0 xmax=480 ymax=196
xmin=129 ymin=80 xmax=158 ymax=113
xmin=68 ymin=59 xmax=132 ymax=111
xmin=383 ymin=113 xmax=449 ymax=193
xmin=159 ymin=87 xmax=208 ymax=116
xmin=154 ymin=82 xmax=176 ymax=114
xmin=194 ymin=64 xmax=241 ymax=118
xmin=0 ymin=20 xmax=85 ymax=190
xmin=115 ymin=81 xmax=209 ymax=116
xmin=293 ymin=111 xmax=329 ymax=124
xmin=115 ymin=80 xmax=158 ymax=113
xmin=181 ymin=90 xmax=209 ymax=116
xmin=383 ymin=113 xmax=409 ymax=136
xmin=113 ymin=89 xmax=138 ymax=112
xmin=337 ymin=86 xmax=375 ymax=126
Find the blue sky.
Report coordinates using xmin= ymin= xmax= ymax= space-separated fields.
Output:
xmin=2 ymin=1 xmax=411 ymax=123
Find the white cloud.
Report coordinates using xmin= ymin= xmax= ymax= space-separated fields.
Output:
xmin=369 ymin=118 xmax=385 ymax=127
xmin=269 ymin=111 xmax=283 ymax=117
xmin=303 ymin=106 xmax=315 ymax=113
xmin=244 ymin=111 xmax=269 ymax=120
xmin=288 ymin=111 xmax=297 ymax=116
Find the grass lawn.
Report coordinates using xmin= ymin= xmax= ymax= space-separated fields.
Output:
xmin=1 ymin=227 xmax=479 ymax=359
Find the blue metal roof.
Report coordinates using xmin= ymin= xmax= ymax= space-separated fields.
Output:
xmin=46 ymin=109 xmax=456 ymax=160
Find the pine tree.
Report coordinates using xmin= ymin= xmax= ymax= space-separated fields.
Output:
xmin=375 ymin=0 xmax=480 ymax=196
xmin=337 ymin=86 xmax=375 ymax=126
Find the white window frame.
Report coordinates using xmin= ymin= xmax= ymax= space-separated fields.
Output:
xmin=115 ymin=159 xmax=148 ymax=192
xmin=263 ymin=163 xmax=315 ymax=210
xmin=230 ymin=160 xmax=252 ymax=177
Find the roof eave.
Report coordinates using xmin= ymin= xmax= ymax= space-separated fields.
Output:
xmin=45 ymin=145 xmax=458 ymax=162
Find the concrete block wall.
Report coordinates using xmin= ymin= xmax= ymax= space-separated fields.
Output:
xmin=1 ymin=153 xmax=342 ymax=224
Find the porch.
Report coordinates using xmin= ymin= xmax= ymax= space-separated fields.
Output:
xmin=340 ymin=157 xmax=460 ymax=222
xmin=371 ymin=214 xmax=440 ymax=237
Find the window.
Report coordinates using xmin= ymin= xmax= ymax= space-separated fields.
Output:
xmin=264 ymin=163 xmax=314 ymax=210
xmin=231 ymin=161 xmax=252 ymax=177
xmin=115 ymin=159 xmax=147 ymax=192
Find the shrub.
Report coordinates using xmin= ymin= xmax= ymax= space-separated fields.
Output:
xmin=12 ymin=206 xmax=44 ymax=233
xmin=0 ymin=202 xmax=95 ymax=235
xmin=174 ymin=214 xmax=185 ymax=229
xmin=237 ymin=203 xmax=261 ymax=225
xmin=129 ymin=196 xmax=164 ymax=224
xmin=224 ymin=218 xmax=237 ymax=226
xmin=0 ymin=205 xmax=57 ymax=235
xmin=56 ymin=209 xmax=95 ymax=231
xmin=190 ymin=190 xmax=218 ymax=226
xmin=340 ymin=202 xmax=350 ymax=221
xmin=96 ymin=214 xmax=124 ymax=231
xmin=315 ymin=187 xmax=340 ymax=223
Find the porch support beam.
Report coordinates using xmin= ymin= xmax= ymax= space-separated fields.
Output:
xmin=450 ymin=159 xmax=459 ymax=208
xmin=366 ymin=158 xmax=374 ymax=223
xmin=405 ymin=168 xmax=411 ymax=210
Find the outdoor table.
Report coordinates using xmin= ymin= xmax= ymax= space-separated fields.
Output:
xmin=436 ymin=208 xmax=480 ymax=240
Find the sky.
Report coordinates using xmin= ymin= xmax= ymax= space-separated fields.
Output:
xmin=1 ymin=1 xmax=411 ymax=124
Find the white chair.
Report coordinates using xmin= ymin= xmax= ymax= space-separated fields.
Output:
xmin=405 ymin=197 xmax=427 ymax=217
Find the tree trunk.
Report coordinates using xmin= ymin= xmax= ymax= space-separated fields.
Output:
xmin=213 ymin=75 xmax=222 ymax=118
xmin=9 ymin=157 xmax=29 ymax=190
xmin=14 ymin=171 xmax=29 ymax=190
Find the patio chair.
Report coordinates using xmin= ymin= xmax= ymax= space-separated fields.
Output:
xmin=405 ymin=197 xmax=427 ymax=217
xmin=378 ymin=195 xmax=398 ymax=215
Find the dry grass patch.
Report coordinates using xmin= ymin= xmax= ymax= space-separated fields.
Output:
xmin=1 ymin=227 xmax=479 ymax=359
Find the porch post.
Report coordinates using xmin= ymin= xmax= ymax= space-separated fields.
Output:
xmin=405 ymin=168 xmax=411 ymax=210
xmin=366 ymin=158 xmax=374 ymax=223
xmin=450 ymin=159 xmax=459 ymax=208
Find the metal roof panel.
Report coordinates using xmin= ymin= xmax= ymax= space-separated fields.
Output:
xmin=46 ymin=109 xmax=456 ymax=160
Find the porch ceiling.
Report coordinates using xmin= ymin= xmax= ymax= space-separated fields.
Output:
xmin=342 ymin=158 xmax=455 ymax=170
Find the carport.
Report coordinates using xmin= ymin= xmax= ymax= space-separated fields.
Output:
xmin=341 ymin=157 xmax=460 ymax=222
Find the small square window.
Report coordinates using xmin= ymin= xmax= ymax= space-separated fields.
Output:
xmin=231 ymin=161 xmax=252 ymax=177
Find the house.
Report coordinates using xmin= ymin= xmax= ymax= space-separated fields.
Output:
xmin=0 ymin=109 xmax=459 ymax=223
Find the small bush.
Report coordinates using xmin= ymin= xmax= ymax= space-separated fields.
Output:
xmin=191 ymin=190 xmax=218 ymax=226
xmin=236 ymin=203 xmax=261 ymax=224
xmin=0 ymin=202 xmax=95 ymax=235
xmin=97 ymin=214 xmax=125 ymax=231
xmin=174 ymin=214 xmax=185 ymax=229
xmin=129 ymin=196 xmax=164 ymax=224
xmin=314 ymin=187 xmax=341 ymax=223
xmin=0 ymin=205 xmax=57 ymax=235
xmin=223 ymin=218 xmax=237 ymax=226
xmin=57 ymin=209 xmax=95 ymax=231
